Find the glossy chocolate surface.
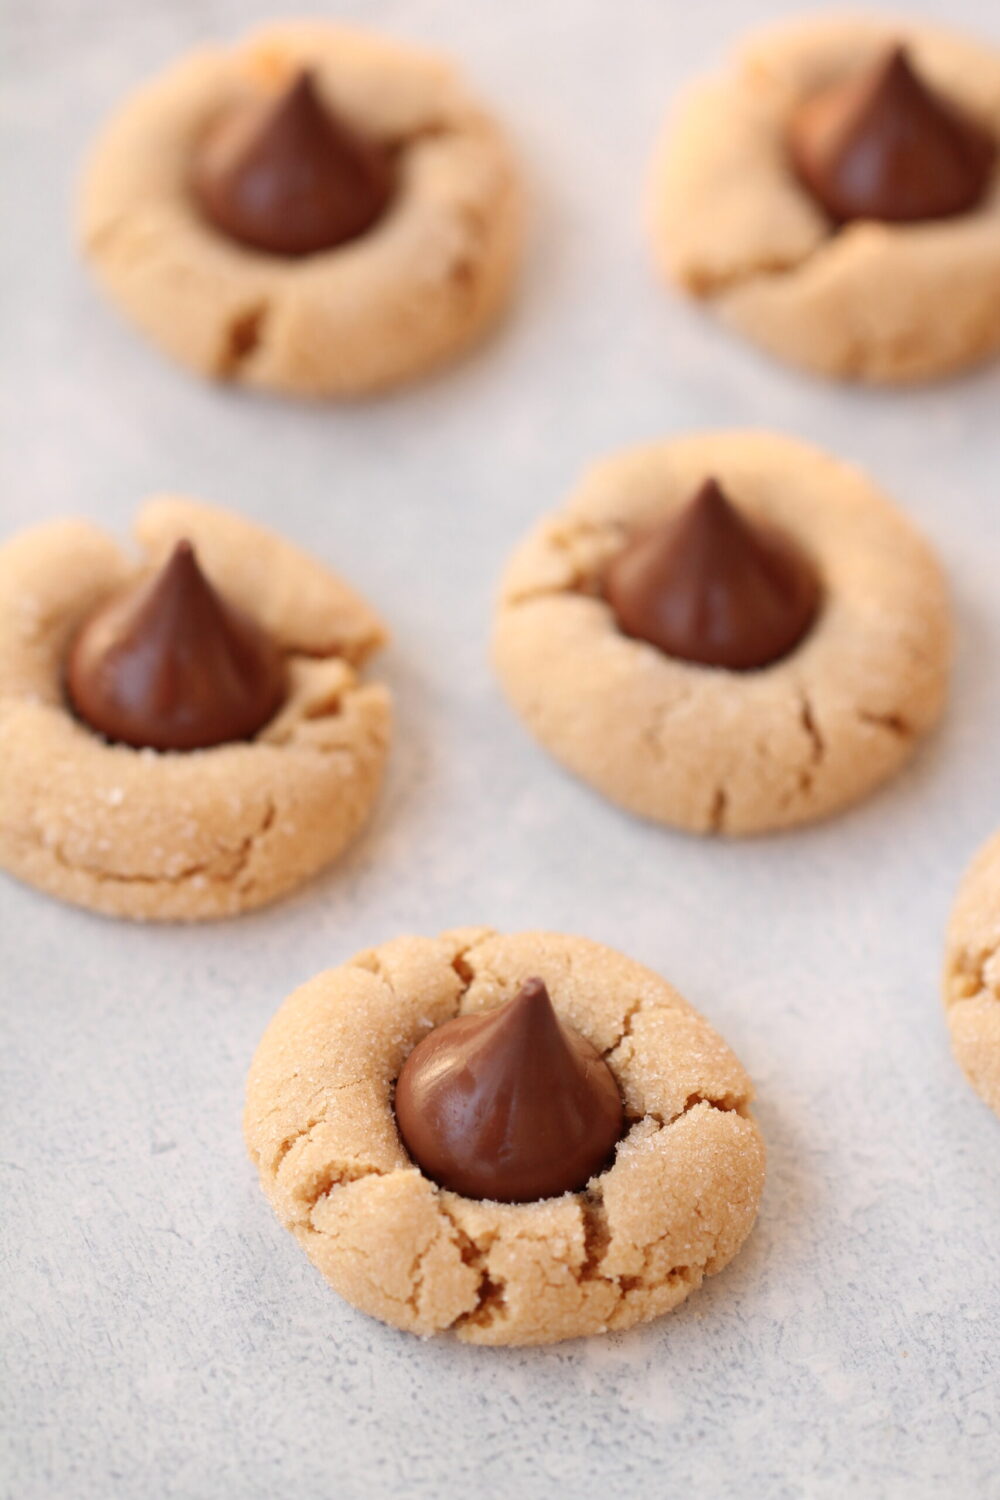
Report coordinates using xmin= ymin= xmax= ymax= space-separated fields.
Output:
xmin=603 ymin=477 xmax=821 ymax=671
xmin=788 ymin=45 xmax=995 ymax=224
xmin=192 ymin=69 xmax=394 ymax=256
xmin=394 ymin=977 xmax=624 ymax=1203
xmin=66 ymin=540 xmax=287 ymax=751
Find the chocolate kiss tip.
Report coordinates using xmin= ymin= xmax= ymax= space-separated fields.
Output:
xmin=788 ymin=39 xmax=995 ymax=224
xmin=270 ymin=68 xmax=327 ymax=133
xmin=506 ymin=974 xmax=556 ymax=1020
xmin=692 ymin=475 xmax=732 ymax=517
xmin=394 ymin=975 xmax=624 ymax=1204
xmin=604 ymin=476 xmax=821 ymax=672
xmin=66 ymin=537 xmax=287 ymax=752
xmin=164 ymin=535 xmax=195 ymax=575
xmin=191 ymin=62 xmax=393 ymax=257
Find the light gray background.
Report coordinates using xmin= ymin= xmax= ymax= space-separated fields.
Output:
xmin=2 ymin=2 xmax=999 ymax=1496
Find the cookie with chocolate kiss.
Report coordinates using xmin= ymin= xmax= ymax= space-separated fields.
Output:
xmin=788 ymin=45 xmax=995 ymax=224
xmin=395 ymin=977 xmax=624 ymax=1203
xmin=66 ymin=539 xmax=287 ymax=750
xmin=604 ymin=478 xmax=820 ymax=671
xmin=192 ymin=69 xmax=394 ymax=256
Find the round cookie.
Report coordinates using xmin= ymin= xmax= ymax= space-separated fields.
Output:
xmin=492 ymin=431 xmax=950 ymax=836
xmin=80 ymin=21 xmax=522 ymax=397
xmin=943 ymin=830 xmax=1000 ymax=1118
xmin=0 ymin=498 xmax=390 ymax=920
xmin=648 ymin=16 xmax=1000 ymax=383
xmin=244 ymin=928 xmax=765 ymax=1346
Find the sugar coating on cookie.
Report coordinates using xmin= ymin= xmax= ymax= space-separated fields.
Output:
xmin=648 ymin=16 xmax=1000 ymax=383
xmin=492 ymin=431 xmax=950 ymax=836
xmin=0 ymin=498 xmax=391 ymax=920
xmin=244 ymin=928 xmax=766 ymax=1346
xmin=79 ymin=21 xmax=523 ymax=397
xmin=943 ymin=831 xmax=1000 ymax=1118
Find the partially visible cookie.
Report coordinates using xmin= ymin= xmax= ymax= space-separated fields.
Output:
xmin=80 ymin=21 xmax=522 ymax=397
xmin=648 ymin=16 xmax=1000 ymax=383
xmin=245 ymin=928 xmax=766 ymax=1346
xmin=492 ymin=431 xmax=950 ymax=835
xmin=0 ymin=498 xmax=390 ymax=920
xmin=943 ymin=831 xmax=1000 ymax=1118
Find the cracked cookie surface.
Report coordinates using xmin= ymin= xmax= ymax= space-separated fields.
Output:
xmin=80 ymin=21 xmax=522 ymax=397
xmin=492 ymin=431 xmax=950 ymax=835
xmin=0 ymin=498 xmax=390 ymax=920
xmin=648 ymin=16 xmax=1000 ymax=383
xmin=244 ymin=928 xmax=765 ymax=1345
xmin=943 ymin=830 xmax=1000 ymax=1117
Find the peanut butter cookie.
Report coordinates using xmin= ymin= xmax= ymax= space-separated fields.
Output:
xmin=245 ymin=928 xmax=765 ymax=1345
xmin=0 ymin=498 xmax=390 ymax=919
xmin=80 ymin=21 xmax=522 ymax=397
xmin=492 ymin=431 xmax=950 ymax=835
xmin=649 ymin=16 xmax=1000 ymax=382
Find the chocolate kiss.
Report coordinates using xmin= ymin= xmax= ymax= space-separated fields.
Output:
xmin=394 ymin=977 xmax=624 ymax=1204
xmin=788 ymin=45 xmax=995 ymax=224
xmin=604 ymin=478 xmax=821 ymax=671
xmin=66 ymin=540 xmax=287 ymax=751
xmin=192 ymin=69 xmax=394 ymax=256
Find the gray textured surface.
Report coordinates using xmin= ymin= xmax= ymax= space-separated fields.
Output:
xmin=2 ymin=1 xmax=1000 ymax=1496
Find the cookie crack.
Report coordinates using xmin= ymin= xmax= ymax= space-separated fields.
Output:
xmin=799 ymin=686 xmax=824 ymax=760
xmin=436 ymin=1202 xmax=507 ymax=1331
xmin=579 ymin=1186 xmax=613 ymax=1284
xmin=386 ymin=118 xmax=459 ymax=153
xmin=709 ymin=786 xmax=728 ymax=834
xmin=216 ymin=301 xmax=270 ymax=379
xmin=774 ymin=686 xmax=827 ymax=804
xmin=304 ymin=1161 xmax=389 ymax=1221
xmin=696 ymin=245 xmax=821 ymax=300
xmin=599 ymin=995 xmax=647 ymax=1060
xmin=505 ymin=521 xmax=628 ymax=606
xmin=857 ymin=708 xmax=913 ymax=740
xmin=946 ymin=938 xmax=1000 ymax=1008
xmin=450 ymin=949 xmax=476 ymax=987
xmin=638 ymin=1091 xmax=750 ymax=1131
xmin=582 ymin=1175 xmax=707 ymax=1305
xmin=349 ymin=949 xmax=398 ymax=994
xmin=274 ymin=1116 xmax=323 ymax=1174
xmin=704 ymin=204 xmax=855 ymax=303
xmin=678 ymin=1090 xmax=746 ymax=1118
xmin=637 ymin=688 xmax=698 ymax=762
xmin=41 ymin=798 xmax=276 ymax=889
xmin=269 ymin=1086 xmax=368 ymax=1176
xmin=405 ymin=1231 xmax=441 ymax=1317
xmin=619 ymin=1260 xmax=701 ymax=1297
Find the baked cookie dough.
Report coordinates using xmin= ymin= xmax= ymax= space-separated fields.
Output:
xmin=245 ymin=927 xmax=765 ymax=1345
xmin=492 ymin=431 xmax=950 ymax=835
xmin=0 ymin=498 xmax=390 ymax=920
xmin=648 ymin=16 xmax=1000 ymax=382
xmin=943 ymin=830 xmax=1000 ymax=1117
xmin=80 ymin=21 xmax=523 ymax=397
